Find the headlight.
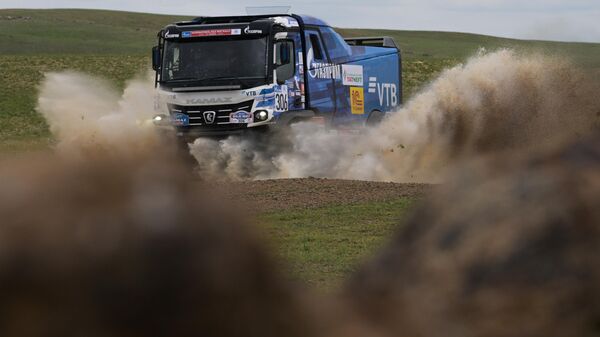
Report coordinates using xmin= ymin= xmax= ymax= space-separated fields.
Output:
xmin=153 ymin=114 xmax=168 ymax=125
xmin=255 ymin=110 xmax=268 ymax=122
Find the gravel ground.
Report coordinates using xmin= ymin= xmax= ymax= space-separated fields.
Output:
xmin=206 ymin=178 xmax=433 ymax=212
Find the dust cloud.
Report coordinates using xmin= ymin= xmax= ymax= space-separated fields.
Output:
xmin=190 ymin=49 xmax=600 ymax=182
xmin=36 ymin=50 xmax=599 ymax=182
xmin=37 ymin=71 xmax=161 ymax=158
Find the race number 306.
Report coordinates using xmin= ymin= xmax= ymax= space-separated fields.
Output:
xmin=275 ymin=86 xmax=289 ymax=112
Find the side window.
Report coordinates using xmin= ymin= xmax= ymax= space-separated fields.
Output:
xmin=274 ymin=40 xmax=295 ymax=83
xmin=320 ymin=27 xmax=351 ymax=63
xmin=308 ymin=33 xmax=325 ymax=61
xmin=162 ymin=43 xmax=181 ymax=79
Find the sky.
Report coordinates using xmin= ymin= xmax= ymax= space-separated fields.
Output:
xmin=2 ymin=0 xmax=600 ymax=43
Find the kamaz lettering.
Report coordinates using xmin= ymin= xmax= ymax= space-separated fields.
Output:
xmin=152 ymin=13 xmax=401 ymax=139
xmin=185 ymin=97 xmax=233 ymax=105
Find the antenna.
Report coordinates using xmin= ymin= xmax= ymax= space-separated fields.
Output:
xmin=245 ymin=6 xmax=292 ymax=15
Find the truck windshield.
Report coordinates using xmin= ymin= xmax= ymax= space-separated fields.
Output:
xmin=161 ymin=37 xmax=268 ymax=86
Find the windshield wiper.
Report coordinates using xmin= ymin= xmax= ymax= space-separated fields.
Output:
xmin=163 ymin=77 xmax=201 ymax=83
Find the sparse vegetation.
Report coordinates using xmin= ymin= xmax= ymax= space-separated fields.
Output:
xmin=0 ymin=55 xmax=149 ymax=153
xmin=260 ymin=198 xmax=416 ymax=289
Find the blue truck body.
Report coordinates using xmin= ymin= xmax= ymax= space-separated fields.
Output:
xmin=152 ymin=14 xmax=401 ymax=138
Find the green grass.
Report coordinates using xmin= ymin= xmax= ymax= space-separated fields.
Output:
xmin=338 ymin=28 xmax=600 ymax=68
xmin=2 ymin=9 xmax=599 ymax=67
xmin=260 ymin=198 xmax=416 ymax=289
xmin=0 ymin=9 xmax=188 ymax=55
xmin=0 ymin=55 xmax=150 ymax=153
xmin=0 ymin=54 xmax=450 ymax=152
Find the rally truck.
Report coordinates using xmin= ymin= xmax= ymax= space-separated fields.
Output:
xmin=151 ymin=13 xmax=401 ymax=139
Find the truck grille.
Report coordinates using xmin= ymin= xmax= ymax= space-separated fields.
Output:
xmin=168 ymin=100 xmax=254 ymax=128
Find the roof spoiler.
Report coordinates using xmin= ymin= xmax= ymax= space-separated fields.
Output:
xmin=344 ymin=36 xmax=398 ymax=49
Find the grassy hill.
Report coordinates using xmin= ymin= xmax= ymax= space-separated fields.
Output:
xmin=340 ymin=29 xmax=600 ymax=68
xmin=0 ymin=9 xmax=188 ymax=54
xmin=2 ymin=9 xmax=600 ymax=66
xmin=1 ymin=8 xmax=599 ymax=152
xmin=1 ymin=8 xmax=599 ymax=288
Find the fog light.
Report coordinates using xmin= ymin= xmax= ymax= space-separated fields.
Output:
xmin=255 ymin=110 xmax=268 ymax=121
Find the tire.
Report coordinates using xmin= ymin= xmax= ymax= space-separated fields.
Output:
xmin=366 ymin=110 xmax=385 ymax=127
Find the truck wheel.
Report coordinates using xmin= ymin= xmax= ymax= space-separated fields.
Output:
xmin=367 ymin=110 xmax=385 ymax=126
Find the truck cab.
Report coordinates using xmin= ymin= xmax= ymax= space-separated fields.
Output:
xmin=152 ymin=14 xmax=401 ymax=139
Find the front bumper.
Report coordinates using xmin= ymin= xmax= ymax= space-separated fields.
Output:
xmin=154 ymin=122 xmax=273 ymax=142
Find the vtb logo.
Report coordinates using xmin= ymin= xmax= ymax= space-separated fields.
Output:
xmin=203 ymin=111 xmax=216 ymax=124
xmin=368 ymin=77 xmax=398 ymax=107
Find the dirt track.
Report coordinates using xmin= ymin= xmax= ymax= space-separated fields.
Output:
xmin=209 ymin=178 xmax=432 ymax=212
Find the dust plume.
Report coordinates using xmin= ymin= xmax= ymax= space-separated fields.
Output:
xmin=35 ymin=50 xmax=599 ymax=181
xmin=37 ymin=71 xmax=161 ymax=157
xmin=190 ymin=49 xmax=600 ymax=182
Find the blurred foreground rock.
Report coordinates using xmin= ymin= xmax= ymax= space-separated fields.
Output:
xmin=347 ymin=132 xmax=600 ymax=337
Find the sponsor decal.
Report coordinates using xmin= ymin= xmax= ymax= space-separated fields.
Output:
xmin=298 ymin=52 xmax=304 ymax=76
xmin=274 ymin=32 xmax=288 ymax=39
xmin=186 ymin=97 xmax=232 ymax=105
xmin=230 ymin=111 xmax=253 ymax=124
xmin=203 ymin=111 xmax=216 ymax=124
xmin=309 ymin=62 xmax=341 ymax=80
xmin=172 ymin=113 xmax=189 ymax=126
xmin=182 ymin=29 xmax=241 ymax=38
xmin=342 ymin=65 xmax=363 ymax=86
xmin=273 ymin=17 xmax=299 ymax=28
xmin=164 ymin=31 xmax=180 ymax=39
xmin=307 ymin=47 xmax=341 ymax=80
xmin=368 ymin=77 xmax=378 ymax=93
xmin=243 ymin=90 xmax=258 ymax=97
xmin=275 ymin=85 xmax=289 ymax=112
xmin=350 ymin=87 xmax=365 ymax=115
xmin=377 ymin=83 xmax=398 ymax=107
xmin=244 ymin=27 xmax=263 ymax=34
xmin=368 ymin=77 xmax=398 ymax=107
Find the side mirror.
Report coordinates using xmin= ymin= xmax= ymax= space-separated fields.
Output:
xmin=275 ymin=41 xmax=294 ymax=84
xmin=152 ymin=46 xmax=161 ymax=71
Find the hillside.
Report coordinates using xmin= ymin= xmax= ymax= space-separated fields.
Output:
xmin=2 ymin=9 xmax=600 ymax=67
xmin=1 ymin=9 xmax=599 ymax=153
xmin=0 ymin=9 xmax=188 ymax=54
xmin=340 ymin=28 xmax=600 ymax=68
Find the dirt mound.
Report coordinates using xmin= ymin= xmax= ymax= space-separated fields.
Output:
xmin=0 ymin=155 xmax=308 ymax=337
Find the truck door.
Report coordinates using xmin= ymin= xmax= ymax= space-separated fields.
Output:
xmin=272 ymin=31 xmax=305 ymax=119
xmin=304 ymin=29 xmax=337 ymax=118
xmin=319 ymin=27 xmax=365 ymax=126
